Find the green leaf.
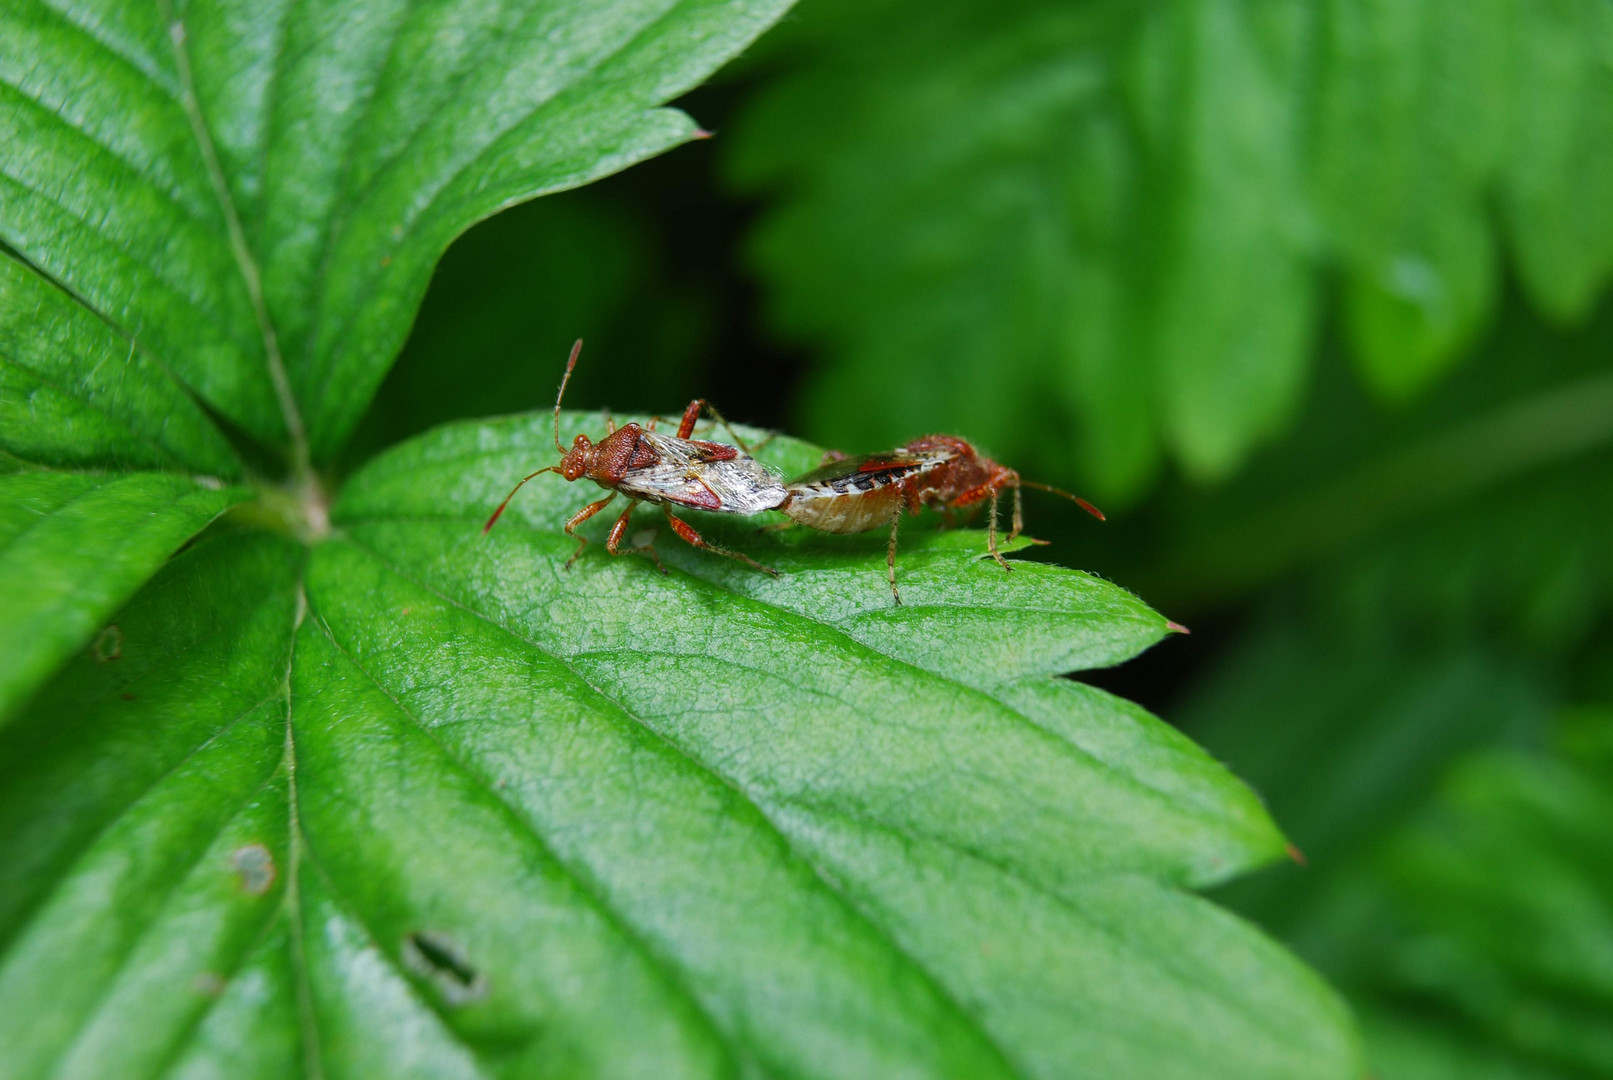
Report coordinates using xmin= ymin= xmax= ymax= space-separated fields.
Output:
xmin=0 ymin=530 xmax=299 ymax=1079
xmin=0 ymin=1 xmax=1369 ymax=1070
xmin=728 ymin=0 xmax=1613 ymax=498
xmin=0 ymin=252 xmax=239 ymax=476
xmin=1311 ymin=0 xmax=1509 ymax=399
xmin=1502 ymin=0 xmax=1613 ymax=324
xmin=1171 ymin=620 xmax=1613 ymax=1077
xmin=0 ymin=468 xmax=247 ymax=722
xmin=730 ymin=0 xmax=1314 ymax=497
xmin=0 ymin=412 xmax=1365 ymax=1078
xmin=1368 ymin=747 xmax=1613 ymax=1075
xmin=1 ymin=0 xmax=792 ymax=460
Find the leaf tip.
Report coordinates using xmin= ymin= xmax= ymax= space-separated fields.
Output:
xmin=1165 ymin=620 xmax=1191 ymax=635
xmin=1285 ymin=841 xmax=1308 ymax=867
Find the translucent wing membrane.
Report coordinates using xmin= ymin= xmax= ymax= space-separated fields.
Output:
xmin=617 ymin=431 xmax=789 ymax=513
xmin=787 ymin=450 xmax=951 ymax=491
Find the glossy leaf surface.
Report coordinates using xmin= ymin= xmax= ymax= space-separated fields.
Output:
xmin=0 ymin=413 xmax=1367 ymax=1078
xmin=0 ymin=469 xmax=245 ymax=721
xmin=0 ymin=0 xmax=791 ymax=458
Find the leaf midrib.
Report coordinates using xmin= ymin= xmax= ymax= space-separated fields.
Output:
xmin=163 ymin=2 xmax=308 ymax=473
xmin=281 ymin=587 xmax=326 ymax=1080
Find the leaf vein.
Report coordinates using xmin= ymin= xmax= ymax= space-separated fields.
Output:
xmin=333 ymin=532 xmax=1026 ymax=1071
xmin=302 ymin=597 xmax=739 ymax=1074
xmin=0 ymin=355 xmax=187 ymax=469
xmin=38 ymin=764 xmax=286 ymax=1080
xmin=305 ymin=0 xmax=700 ymax=413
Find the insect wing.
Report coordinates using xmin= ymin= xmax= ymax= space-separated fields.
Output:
xmin=786 ymin=448 xmax=954 ymax=492
xmin=788 ymin=452 xmax=920 ymax=487
xmin=616 ymin=432 xmax=788 ymax=514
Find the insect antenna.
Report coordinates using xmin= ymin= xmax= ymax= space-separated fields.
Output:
xmin=1019 ymin=480 xmax=1106 ymax=521
xmin=483 ymin=466 xmax=561 ymax=534
xmin=552 ymin=338 xmax=584 ymax=453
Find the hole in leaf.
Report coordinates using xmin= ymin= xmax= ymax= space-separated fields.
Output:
xmin=403 ymin=930 xmax=489 ymax=1005
xmin=230 ymin=843 xmax=276 ymax=895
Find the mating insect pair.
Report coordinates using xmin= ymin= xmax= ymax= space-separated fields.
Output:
xmin=483 ymin=342 xmax=1104 ymax=603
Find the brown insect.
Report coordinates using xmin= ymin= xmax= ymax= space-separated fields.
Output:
xmin=482 ymin=341 xmax=785 ymax=575
xmin=776 ymin=435 xmax=1104 ymax=603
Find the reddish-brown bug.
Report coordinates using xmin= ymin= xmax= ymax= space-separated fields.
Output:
xmin=482 ymin=341 xmax=785 ymax=575
xmin=775 ymin=434 xmax=1104 ymax=603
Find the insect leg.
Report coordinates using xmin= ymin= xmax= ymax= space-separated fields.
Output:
xmin=886 ymin=501 xmax=904 ymax=605
xmin=562 ymin=492 xmax=617 ymax=569
xmin=663 ymin=507 xmax=780 ymax=577
xmin=1010 ymin=481 xmax=1024 ymax=540
xmin=605 ymin=499 xmax=669 ymax=573
xmin=675 ymin=399 xmax=705 ymax=440
xmin=604 ymin=499 xmax=638 ymax=554
xmin=700 ymin=401 xmax=773 ymax=455
xmin=985 ymin=486 xmax=1011 ymax=572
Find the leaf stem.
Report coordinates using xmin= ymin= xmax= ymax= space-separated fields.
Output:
xmin=165 ymin=14 xmax=312 ymax=482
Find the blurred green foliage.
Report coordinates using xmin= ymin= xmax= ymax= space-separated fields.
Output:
xmin=726 ymin=0 xmax=1613 ymax=502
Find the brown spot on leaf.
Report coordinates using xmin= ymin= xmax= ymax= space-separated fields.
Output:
xmin=231 ymin=844 xmax=276 ymax=895
xmin=93 ymin=625 xmax=122 ymax=661
xmin=193 ymin=971 xmax=227 ymax=997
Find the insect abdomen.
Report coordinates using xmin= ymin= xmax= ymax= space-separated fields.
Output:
xmin=780 ymin=483 xmax=902 ymax=532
